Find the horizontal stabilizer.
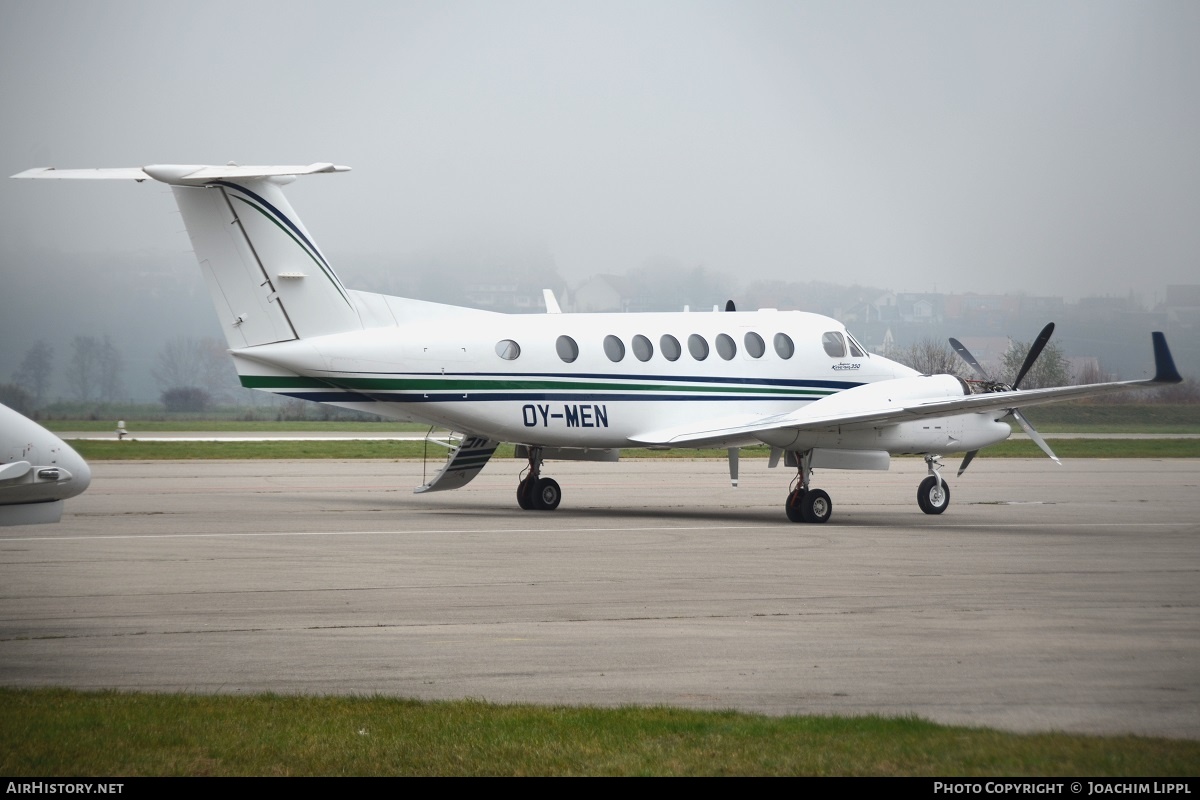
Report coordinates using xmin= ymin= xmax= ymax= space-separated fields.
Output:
xmin=12 ymin=163 xmax=350 ymax=185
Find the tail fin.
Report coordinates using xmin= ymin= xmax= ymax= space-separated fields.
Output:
xmin=13 ymin=164 xmax=363 ymax=348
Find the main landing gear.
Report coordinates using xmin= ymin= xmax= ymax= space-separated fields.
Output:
xmin=784 ymin=451 xmax=832 ymax=524
xmin=516 ymin=446 xmax=561 ymax=511
xmin=782 ymin=451 xmax=953 ymax=523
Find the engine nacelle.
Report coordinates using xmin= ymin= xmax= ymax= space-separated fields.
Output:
xmin=805 ymin=373 xmax=970 ymax=416
xmin=760 ymin=374 xmax=1011 ymax=454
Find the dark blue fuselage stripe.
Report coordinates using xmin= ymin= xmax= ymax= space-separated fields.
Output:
xmin=276 ymin=391 xmax=819 ymax=404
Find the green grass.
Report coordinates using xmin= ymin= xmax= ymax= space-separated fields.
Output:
xmin=1 ymin=689 xmax=1195 ymax=776
xmin=69 ymin=438 xmax=1200 ymax=461
xmin=42 ymin=419 xmax=429 ymax=432
xmin=1017 ymin=404 xmax=1200 ymax=433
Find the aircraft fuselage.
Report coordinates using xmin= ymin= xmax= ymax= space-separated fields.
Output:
xmin=233 ymin=303 xmax=1012 ymax=455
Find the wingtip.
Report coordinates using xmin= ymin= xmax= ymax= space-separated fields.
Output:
xmin=1151 ymin=332 xmax=1183 ymax=384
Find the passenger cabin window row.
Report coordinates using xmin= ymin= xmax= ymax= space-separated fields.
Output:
xmin=496 ymin=331 xmax=867 ymax=363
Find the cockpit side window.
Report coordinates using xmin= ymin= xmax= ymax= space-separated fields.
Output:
xmin=822 ymin=331 xmax=846 ymax=358
xmin=846 ymin=332 xmax=866 ymax=357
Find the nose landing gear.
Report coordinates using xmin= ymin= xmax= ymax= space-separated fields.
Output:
xmin=917 ymin=455 xmax=950 ymax=514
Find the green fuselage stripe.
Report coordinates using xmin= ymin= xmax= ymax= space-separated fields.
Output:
xmin=239 ymin=374 xmax=834 ymax=397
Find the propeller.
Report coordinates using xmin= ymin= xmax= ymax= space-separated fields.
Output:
xmin=948 ymin=323 xmax=1061 ymax=475
xmin=725 ymin=299 xmax=736 ymax=312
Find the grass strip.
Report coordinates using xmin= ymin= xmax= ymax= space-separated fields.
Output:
xmin=1 ymin=688 xmax=1196 ymax=777
xmin=70 ymin=439 xmax=1200 ymax=461
xmin=42 ymin=420 xmax=429 ymax=432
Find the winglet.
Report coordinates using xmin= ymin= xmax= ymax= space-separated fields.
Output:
xmin=1151 ymin=332 xmax=1183 ymax=384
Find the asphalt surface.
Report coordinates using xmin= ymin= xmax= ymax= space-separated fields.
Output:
xmin=2 ymin=457 xmax=1197 ymax=739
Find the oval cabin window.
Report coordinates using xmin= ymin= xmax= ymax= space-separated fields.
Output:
xmin=688 ymin=334 xmax=709 ymax=361
xmin=744 ymin=332 xmax=765 ymax=358
xmin=556 ymin=335 xmax=579 ymax=363
xmin=716 ymin=333 xmax=736 ymax=360
xmin=495 ymin=339 xmax=521 ymax=360
xmin=603 ymin=335 xmax=626 ymax=362
xmin=660 ymin=334 xmax=682 ymax=362
xmin=774 ymin=333 xmax=794 ymax=359
xmin=632 ymin=334 xmax=654 ymax=362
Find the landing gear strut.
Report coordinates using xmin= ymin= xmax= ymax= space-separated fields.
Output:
xmin=517 ymin=446 xmax=561 ymax=511
xmin=917 ymin=455 xmax=950 ymax=514
xmin=784 ymin=450 xmax=831 ymax=524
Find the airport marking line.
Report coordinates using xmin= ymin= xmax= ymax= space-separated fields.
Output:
xmin=0 ymin=521 xmax=1192 ymax=542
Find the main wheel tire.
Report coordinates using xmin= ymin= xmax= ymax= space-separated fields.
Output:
xmin=532 ymin=477 xmax=562 ymax=511
xmin=785 ymin=489 xmax=806 ymax=523
xmin=800 ymin=488 xmax=832 ymax=524
xmin=516 ymin=477 xmax=534 ymax=510
xmin=917 ymin=475 xmax=950 ymax=515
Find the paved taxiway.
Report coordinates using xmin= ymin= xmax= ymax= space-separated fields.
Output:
xmin=2 ymin=457 xmax=1197 ymax=739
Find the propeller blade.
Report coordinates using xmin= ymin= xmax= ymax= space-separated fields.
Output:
xmin=727 ymin=447 xmax=740 ymax=487
xmin=725 ymin=299 xmax=736 ymax=312
xmin=948 ymin=337 xmax=990 ymax=380
xmin=1012 ymin=322 xmax=1055 ymax=390
xmin=957 ymin=450 xmax=978 ymax=477
xmin=1012 ymin=409 xmax=1061 ymax=465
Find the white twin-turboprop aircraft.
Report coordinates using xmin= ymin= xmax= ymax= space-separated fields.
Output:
xmin=14 ymin=163 xmax=1183 ymax=523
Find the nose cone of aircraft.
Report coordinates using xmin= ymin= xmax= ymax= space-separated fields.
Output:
xmin=1 ymin=402 xmax=92 ymax=504
xmin=55 ymin=442 xmax=91 ymax=499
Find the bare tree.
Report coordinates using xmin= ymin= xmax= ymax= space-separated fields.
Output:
xmin=0 ymin=384 xmax=35 ymax=416
xmin=12 ymin=339 xmax=54 ymax=406
xmin=887 ymin=337 xmax=968 ymax=377
xmin=97 ymin=335 xmax=124 ymax=403
xmin=152 ymin=336 xmax=239 ymax=405
xmin=1000 ymin=337 xmax=1069 ymax=389
xmin=66 ymin=335 xmax=101 ymax=402
xmin=66 ymin=335 xmax=125 ymax=403
xmin=1074 ymin=360 xmax=1114 ymax=386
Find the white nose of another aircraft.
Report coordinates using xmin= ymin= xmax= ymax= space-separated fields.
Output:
xmin=0 ymin=402 xmax=92 ymax=525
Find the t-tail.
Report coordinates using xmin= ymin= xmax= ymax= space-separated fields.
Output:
xmin=13 ymin=164 xmax=363 ymax=349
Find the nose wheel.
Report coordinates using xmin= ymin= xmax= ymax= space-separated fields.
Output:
xmin=917 ymin=456 xmax=950 ymax=514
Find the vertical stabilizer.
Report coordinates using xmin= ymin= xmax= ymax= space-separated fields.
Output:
xmin=173 ymin=178 xmax=362 ymax=348
xmin=12 ymin=164 xmax=363 ymax=349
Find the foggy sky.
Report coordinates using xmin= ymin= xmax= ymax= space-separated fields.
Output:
xmin=3 ymin=1 xmax=1199 ymax=305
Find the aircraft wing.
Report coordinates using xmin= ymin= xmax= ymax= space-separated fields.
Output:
xmin=631 ymin=332 xmax=1182 ymax=448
